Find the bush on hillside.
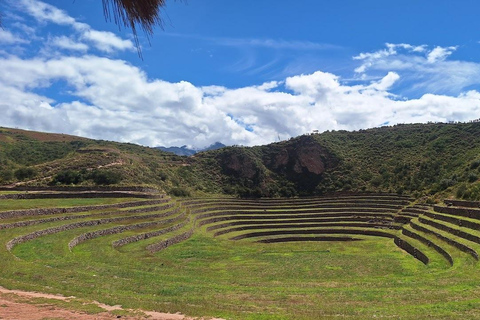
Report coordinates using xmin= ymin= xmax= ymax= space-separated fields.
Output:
xmin=14 ymin=167 xmax=37 ymax=180
xmin=468 ymin=173 xmax=478 ymax=183
xmin=169 ymin=187 xmax=191 ymax=197
xmin=0 ymin=169 xmax=13 ymax=183
xmin=89 ymin=170 xmax=122 ymax=185
xmin=51 ymin=170 xmax=84 ymax=185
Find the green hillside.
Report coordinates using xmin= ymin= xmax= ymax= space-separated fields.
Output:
xmin=4 ymin=124 xmax=480 ymax=318
xmin=2 ymin=122 xmax=480 ymax=200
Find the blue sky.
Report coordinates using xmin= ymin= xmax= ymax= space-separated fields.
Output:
xmin=1 ymin=0 xmax=480 ymax=147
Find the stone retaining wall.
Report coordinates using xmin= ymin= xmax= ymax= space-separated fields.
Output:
xmin=0 ymin=192 xmax=161 ymax=200
xmin=258 ymin=236 xmax=360 ymax=243
xmin=205 ymin=216 xmax=396 ymax=231
xmin=0 ymin=186 xmax=160 ymax=193
xmin=112 ymin=219 xmax=190 ymax=248
xmin=402 ymin=228 xmax=453 ymax=265
xmin=443 ymin=199 xmax=480 ymax=208
xmin=146 ymin=228 xmax=194 ymax=253
xmin=6 ymin=208 xmax=180 ymax=251
xmin=401 ymin=208 xmax=428 ymax=215
xmin=182 ymin=198 xmax=410 ymax=207
xmin=0 ymin=202 xmax=175 ymax=230
xmin=213 ymin=223 xmax=400 ymax=237
xmin=424 ymin=212 xmax=480 ymax=230
xmin=410 ymin=221 xmax=478 ymax=260
xmin=191 ymin=207 xmax=398 ymax=216
xmin=68 ymin=211 xmax=187 ymax=249
xmin=434 ymin=205 xmax=480 ymax=220
xmin=196 ymin=212 xmax=396 ymax=227
xmin=186 ymin=203 xmax=404 ymax=212
xmin=229 ymin=228 xmax=396 ymax=241
xmin=0 ymin=199 xmax=169 ymax=220
xmin=419 ymin=217 xmax=480 ymax=245
xmin=393 ymin=237 xmax=429 ymax=265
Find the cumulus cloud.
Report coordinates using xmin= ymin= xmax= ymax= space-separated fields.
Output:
xmin=81 ymin=30 xmax=135 ymax=53
xmin=2 ymin=2 xmax=480 ymax=148
xmin=49 ymin=36 xmax=88 ymax=51
xmin=0 ymin=29 xmax=29 ymax=44
xmin=15 ymin=0 xmax=134 ymax=53
xmin=1 ymin=53 xmax=480 ymax=148
xmin=354 ymin=43 xmax=480 ymax=94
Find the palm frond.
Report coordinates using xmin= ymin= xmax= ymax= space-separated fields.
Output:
xmin=102 ymin=0 xmax=167 ymax=56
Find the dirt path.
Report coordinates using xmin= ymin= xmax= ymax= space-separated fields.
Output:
xmin=0 ymin=286 xmax=223 ymax=320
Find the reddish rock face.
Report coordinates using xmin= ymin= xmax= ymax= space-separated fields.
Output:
xmin=223 ymin=153 xmax=258 ymax=180
xmin=215 ymin=135 xmax=338 ymax=195
xmin=293 ymin=146 xmax=326 ymax=175
xmin=270 ymin=136 xmax=333 ymax=176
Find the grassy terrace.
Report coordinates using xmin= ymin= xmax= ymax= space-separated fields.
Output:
xmin=1 ymin=190 xmax=480 ymax=319
xmin=0 ymin=197 xmax=140 ymax=211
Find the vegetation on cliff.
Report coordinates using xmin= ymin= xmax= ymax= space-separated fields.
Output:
xmin=2 ymin=122 xmax=480 ymax=199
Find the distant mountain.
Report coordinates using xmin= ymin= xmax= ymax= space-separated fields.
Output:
xmin=156 ymin=142 xmax=226 ymax=156
xmin=156 ymin=145 xmax=197 ymax=156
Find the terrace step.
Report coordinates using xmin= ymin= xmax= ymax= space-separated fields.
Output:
xmin=434 ymin=205 xmax=480 ymax=221
xmin=409 ymin=219 xmax=479 ymax=260
xmin=393 ymin=236 xmax=429 ymax=265
xmin=68 ymin=209 xmax=188 ymax=249
xmin=419 ymin=216 xmax=480 ymax=245
xmin=6 ymin=205 xmax=181 ymax=251
xmin=401 ymin=225 xmax=453 ymax=266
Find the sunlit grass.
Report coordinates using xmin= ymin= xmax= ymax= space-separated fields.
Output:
xmin=2 ymin=195 xmax=480 ymax=319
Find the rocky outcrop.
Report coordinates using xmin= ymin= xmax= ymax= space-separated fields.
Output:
xmin=217 ymin=148 xmax=265 ymax=182
xmin=262 ymin=135 xmax=338 ymax=193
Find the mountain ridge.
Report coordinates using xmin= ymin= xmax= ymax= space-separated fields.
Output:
xmin=156 ymin=142 xmax=226 ymax=156
xmin=1 ymin=123 xmax=480 ymax=201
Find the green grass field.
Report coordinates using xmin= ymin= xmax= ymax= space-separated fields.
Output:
xmin=2 ymin=194 xmax=480 ymax=319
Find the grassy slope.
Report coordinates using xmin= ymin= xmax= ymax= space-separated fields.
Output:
xmin=314 ymin=123 xmax=480 ymax=197
xmin=3 ymin=230 xmax=480 ymax=319
xmin=2 ymin=196 xmax=480 ymax=318
xmin=2 ymin=123 xmax=480 ymax=199
xmin=192 ymin=122 xmax=480 ymax=199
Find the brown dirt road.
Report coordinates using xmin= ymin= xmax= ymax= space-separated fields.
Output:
xmin=0 ymin=286 xmax=224 ymax=320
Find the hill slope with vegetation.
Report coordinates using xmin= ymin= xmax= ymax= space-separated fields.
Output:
xmin=2 ymin=122 xmax=480 ymax=200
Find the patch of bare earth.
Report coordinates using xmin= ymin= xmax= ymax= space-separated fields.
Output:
xmin=0 ymin=287 xmax=224 ymax=320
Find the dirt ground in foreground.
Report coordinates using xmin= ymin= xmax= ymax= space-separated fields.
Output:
xmin=0 ymin=286 xmax=224 ymax=320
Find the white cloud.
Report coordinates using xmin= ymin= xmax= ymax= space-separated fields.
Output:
xmin=427 ymin=46 xmax=457 ymax=63
xmin=2 ymin=54 xmax=480 ymax=148
xmin=368 ymin=72 xmax=400 ymax=91
xmin=49 ymin=36 xmax=88 ymax=51
xmin=354 ymin=43 xmax=480 ymax=94
xmin=166 ymin=33 xmax=340 ymax=51
xmin=17 ymin=0 xmax=77 ymax=26
xmin=2 ymin=2 xmax=480 ymax=148
xmin=16 ymin=0 xmax=134 ymax=53
xmin=81 ymin=30 xmax=134 ymax=53
xmin=0 ymin=29 xmax=29 ymax=44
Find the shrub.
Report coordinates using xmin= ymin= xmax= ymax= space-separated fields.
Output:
xmin=470 ymin=159 xmax=480 ymax=170
xmin=169 ymin=187 xmax=191 ymax=197
xmin=0 ymin=170 xmax=13 ymax=183
xmin=468 ymin=173 xmax=478 ymax=183
xmin=371 ymin=176 xmax=383 ymax=187
xmin=51 ymin=170 xmax=84 ymax=185
xmin=89 ymin=170 xmax=122 ymax=185
xmin=439 ymin=178 xmax=456 ymax=190
xmin=14 ymin=167 xmax=37 ymax=180
xmin=456 ymin=183 xmax=467 ymax=198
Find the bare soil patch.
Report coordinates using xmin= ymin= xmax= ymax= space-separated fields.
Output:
xmin=0 ymin=286 xmax=223 ymax=320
